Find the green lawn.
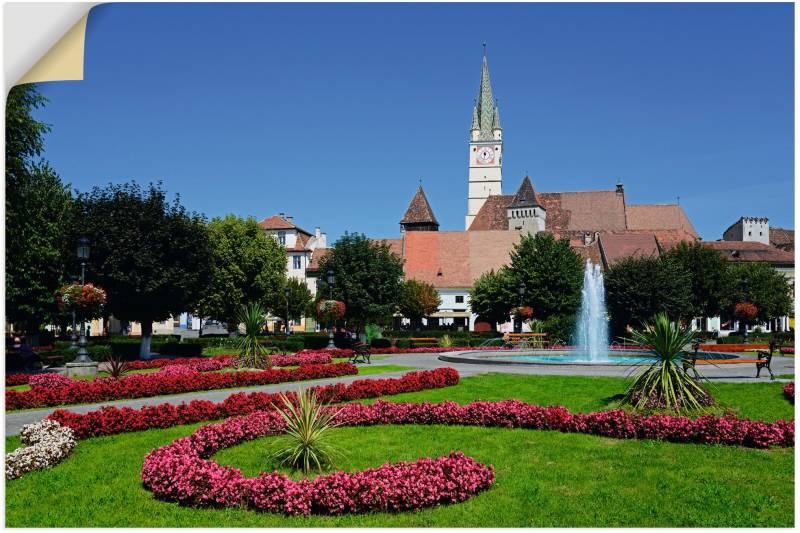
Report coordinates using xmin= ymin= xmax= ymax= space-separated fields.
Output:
xmin=5 ymin=374 xmax=794 ymax=527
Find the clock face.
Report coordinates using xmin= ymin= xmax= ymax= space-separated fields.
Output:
xmin=477 ymin=146 xmax=495 ymax=164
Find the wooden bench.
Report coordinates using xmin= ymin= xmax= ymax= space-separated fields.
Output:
xmin=684 ymin=349 xmax=774 ymax=380
xmin=348 ymin=342 xmax=371 ymax=364
xmin=42 ymin=354 xmax=65 ymax=368
xmin=410 ymin=337 xmax=438 ymax=348
xmin=506 ymin=333 xmax=548 ymax=348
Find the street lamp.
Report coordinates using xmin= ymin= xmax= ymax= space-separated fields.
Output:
xmin=69 ymin=274 xmax=79 ymax=348
xmin=284 ymin=286 xmax=291 ymax=335
xmin=516 ymin=282 xmax=526 ymax=334
xmin=741 ymin=278 xmax=750 ymax=344
xmin=326 ymin=269 xmax=336 ymax=349
xmin=75 ymin=236 xmax=91 ymax=363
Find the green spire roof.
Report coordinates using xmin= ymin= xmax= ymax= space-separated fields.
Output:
xmin=472 ymin=54 xmax=500 ymax=140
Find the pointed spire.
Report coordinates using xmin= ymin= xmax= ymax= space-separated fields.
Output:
xmin=400 ymin=185 xmax=439 ymax=231
xmin=492 ymin=100 xmax=501 ymax=130
xmin=508 ymin=176 xmax=542 ymax=209
xmin=473 ymin=49 xmax=498 ymax=141
xmin=471 ymin=101 xmax=479 ymax=131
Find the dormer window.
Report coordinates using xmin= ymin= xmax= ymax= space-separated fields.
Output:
xmin=278 ymin=231 xmax=286 ymax=245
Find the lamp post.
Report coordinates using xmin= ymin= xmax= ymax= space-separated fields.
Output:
xmin=69 ymin=274 xmax=78 ymax=348
xmin=75 ymin=236 xmax=91 ymax=363
xmin=326 ymin=269 xmax=336 ymax=349
xmin=741 ymin=278 xmax=750 ymax=344
xmin=516 ymin=282 xmax=525 ymax=334
xmin=284 ymin=286 xmax=291 ymax=335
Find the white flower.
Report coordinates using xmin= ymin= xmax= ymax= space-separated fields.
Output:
xmin=6 ymin=420 xmax=76 ymax=480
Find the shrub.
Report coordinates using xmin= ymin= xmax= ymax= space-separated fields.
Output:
xmin=158 ymin=343 xmax=203 ymax=357
xmin=370 ymin=338 xmax=392 ymax=349
xmin=105 ymin=356 xmax=130 ymax=379
xmin=270 ymin=388 xmax=343 ymax=475
xmin=395 ymin=338 xmax=411 ymax=349
xmin=784 ymin=382 xmax=794 ymax=403
xmin=237 ymin=303 xmax=271 ymax=368
xmin=110 ymin=342 xmax=145 ymax=360
xmin=439 ymin=335 xmax=454 ymax=348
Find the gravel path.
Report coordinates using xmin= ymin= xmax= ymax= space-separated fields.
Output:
xmin=5 ymin=352 xmax=793 ymax=436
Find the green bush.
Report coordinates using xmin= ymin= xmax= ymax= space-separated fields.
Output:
xmin=110 ymin=343 xmax=144 ymax=360
xmin=395 ymin=338 xmax=411 ymax=349
xmin=542 ymin=314 xmax=576 ymax=345
xmin=370 ymin=338 xmax=392 ymax=349
xmin=158 ymin=342 xmax=203 ymax=357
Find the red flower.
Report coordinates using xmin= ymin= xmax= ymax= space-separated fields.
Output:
xmin=734 ymin=302 xmax=758 ymax=322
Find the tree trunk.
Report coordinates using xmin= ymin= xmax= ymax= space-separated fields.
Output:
xmin=140 ymin=320 xmax=153 ymax=360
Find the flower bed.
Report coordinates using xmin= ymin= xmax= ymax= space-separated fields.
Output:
xmin=329 ymin=400 xmax=793 ymax=449
xmin=141 ymin=410 xmax=494 ymax=515
xmin=784 ymin=382 xmax=794 ymax=403
xmin=28 ymin=373 xmax=75 ymax=389
xmin=6 ymin=363 xmax=358 ymax=411
xmin=6 ymin=420 xmax=76 ymax=480
xmin=48 ymin=368 xmax=460 ymax=439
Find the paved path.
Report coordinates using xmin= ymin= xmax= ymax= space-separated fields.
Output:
xmin=5 ymin=353 xmax=793 ymax=436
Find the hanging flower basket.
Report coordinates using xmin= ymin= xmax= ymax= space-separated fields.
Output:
xmin=734 ymin=302 xmax=758 ymax=323
xmin=316 ymin=299 xmax=346 ymax=322
xmin=511 ymin=306 xmax=534 ymax=320
xmin=56 ymin=283 xmax=107 ymax=317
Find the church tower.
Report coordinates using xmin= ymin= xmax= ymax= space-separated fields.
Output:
xmin=466 ymin=50 xmax=503 ymax=229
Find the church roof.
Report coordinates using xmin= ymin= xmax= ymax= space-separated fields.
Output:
xmin=508 ymin=176 xmax=542 ymax=209
xmin=472 ymin=55 xmax=500 ymax=140
xmin=400 ymin=186 xmax=439 ymax=226
xmin=626 ymin=204 xmax=698 ymax=239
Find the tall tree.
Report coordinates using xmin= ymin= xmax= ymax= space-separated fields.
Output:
xmin=468 ymin=268 xmax=514 ymax=331
xmin=75 ymin=182 xmax=212 ymax=357
xmin=197 ymin=215 xmax=286 ymax=332
xmin=724 ymin=262 xmax=793 ymax=325
xmin=6 ymin=84 xmax=73 ymax=334
xmin=663 ymin=241 xmax=732 ymax=321
xmin=506 ymin=233 xmax=583 ymax=320
xmin=604 ymin=255 xmax=692 ymax=336
xmin=271 ymin=277 xmax=313 ymax=333
xmin=398 ymin=278 xmax=442 ymax=330
xmin=317 ymin=233 xmax=404 ymax=332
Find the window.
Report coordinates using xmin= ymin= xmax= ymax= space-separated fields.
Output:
xmin=455 ymin=295 xmax=464 ymax=303
xmin=293 ymin=255 xmax=302 ymax=269
xmin=278 ymin=231 xmax=286 ymax=245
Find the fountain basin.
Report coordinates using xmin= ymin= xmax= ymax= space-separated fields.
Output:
xmin=438 ymin=349 xmax=736 ymax=366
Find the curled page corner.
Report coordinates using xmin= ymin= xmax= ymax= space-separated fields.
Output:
xmin=17 ymin=12 xmax=88 ymax=86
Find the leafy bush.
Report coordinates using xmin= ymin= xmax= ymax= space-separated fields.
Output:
xmin=364 ymin=324 xmax=382 ymax=344
xmin=158 ymin=343 xmax=203 ymax=357
xmin=270 ymin=388 xmax=343 ymax=475
xmin=370 ymin=338 xmax=392 ymax=349
xmin=109 ymin=343 xmax=143 ymax=360
xmin=395 ymin=338 xmax=411 ymax=349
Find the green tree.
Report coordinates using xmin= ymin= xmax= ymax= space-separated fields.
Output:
xmin=197 ymin=215 xmax=286 ymax=332
xmin=272 ymin=277 xmax=313 ymax=333
xmin=317 ymin=233 xmax=404 ymax=332
xmin=604 ymin=255 xmax=692 ymax=336
xmin=663 ymin=241 xmax=732 ymax=321
xmin=725 ymin=262 xmax=793 ymax=325
xmin=74 ymin=182 xmax=212 ymax=358
xmin=398 ymin=278 xmax=442 ymax=330
xmin=6 ymin=84 xmax=73 ymax=334
xmin=468 ymin=268 xmax=514 ymax=331
xmin=507 ymin=233 xmax=583 ymax=320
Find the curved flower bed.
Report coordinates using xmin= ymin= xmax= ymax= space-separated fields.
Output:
xmin=141 ymin=410 xmax=494 ymax=515
xmin=48 ymin=368 xmax=460 ymax=439
xmin=6 ymin=374 xmax=30 ymax=387
xmin=784 ymin=382 xmax=794 ymax=403
xmin=6 ymin=363 xmax=358 ymax=411
xmin=6 ymin=420 xmax=76 ymax=480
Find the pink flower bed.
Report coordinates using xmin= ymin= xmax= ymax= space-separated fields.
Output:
xmin=48 ymin=368 xmax=461 ymax=439
xmin=28 ymin=373 xmax=74 ymax=389
xmin=784 ymin=382 xmax=794 ymax=403
xmin=780 ymin=347 xmax=794 ymax=355
xmin=141 ymin=410 xmax=494 ymax=515
xmin=6 ymin=363 xmax=358 ymax=411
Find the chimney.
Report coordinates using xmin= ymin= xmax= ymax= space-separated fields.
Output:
xmin=287 ymin=216 xmax=294 ymax=224
xmin=278 ymin=212 xmax=285 ymax=218
xmin=583 ymin=232 xmax=592 ymax=245
xmin=315 ymin=227 xmax=321 ymax=238
xmin=615 ymin=180 xmax=624 ymax=195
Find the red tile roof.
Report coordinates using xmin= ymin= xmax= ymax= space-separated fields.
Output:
xmin=599 ymin=233 xmax=660 ymax=266
xmin=770 ymin=227 xmax=794 ymax=253
xmin=305 ymin=248 xmax=329 ymax=273
xmin=258 ymin=215 xmax=312 ymax=236
xmin=400 ymin=186 xmax=439 ymax=226
xmin=701 ymin=241 xmax=794 ymax=266
xmin=626 ymin=204 xmax=699 ymax=238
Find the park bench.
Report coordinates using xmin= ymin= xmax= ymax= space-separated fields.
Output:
xmin=42 ymin=354 xmax=65 ymax=369
xmin=348 ymin=341 xmax=371 ymax=364
xmin=506 ymin=332 xmax=548 ymax=349
xmin=684 ymin=341 xmax=775 ymax=380
xmin=410 ymin=337 xmax=438 ymax=348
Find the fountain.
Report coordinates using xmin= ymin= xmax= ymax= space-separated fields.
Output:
xmin=574 ymin=259 xmax=609 ymax=361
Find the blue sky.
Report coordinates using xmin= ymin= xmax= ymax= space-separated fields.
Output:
xmin=32 ymin=2 xmax=793 ymax=241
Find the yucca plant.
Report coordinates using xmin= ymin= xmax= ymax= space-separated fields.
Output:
xmin=236 ymin=303 xmax=271 ymax=369
xmin=270 ymin=388 xmax=343 ymax=475
xmin=438 ymin=334 xmax=453 ymax=348
xmin=622 ymin=312 xmax=712 ymax=413
xmin=104 ymin=355 xmax=130 ymax=379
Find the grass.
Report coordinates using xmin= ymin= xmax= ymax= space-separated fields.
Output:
xmin=5 ymin=374 xmax=794 ymax=527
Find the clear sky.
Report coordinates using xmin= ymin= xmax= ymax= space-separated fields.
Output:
xmin=31 ymin=2 xmax=793 ymax=242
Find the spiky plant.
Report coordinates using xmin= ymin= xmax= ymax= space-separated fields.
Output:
xmin=104 ymin=355 xmax=130 ymax=379
xmin=236 ymin=303 xmax=270 ymax=369
xmin=622 ymin=312 xmax=712 ymax=412
xmin=438 ymin=334 xmax=453 ymax=348
xmin=270 ymin=388 xmax=343 ymax=475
